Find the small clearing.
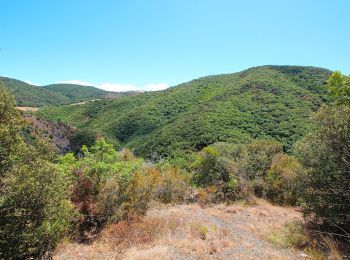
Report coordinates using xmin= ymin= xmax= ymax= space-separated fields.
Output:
xmin=54 ymin=200 xmax=304 ymax=259
xmin=16 ymin=106 xmax=39 ymax=111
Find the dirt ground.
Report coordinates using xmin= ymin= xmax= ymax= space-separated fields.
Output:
xmin=54 ymin=200 xmax=305 ymax=260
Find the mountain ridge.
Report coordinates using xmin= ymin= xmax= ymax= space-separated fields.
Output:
xmin=0 ymin=76 xmax=137 ymax=107
xmin=36 ymin=65 xmax=332 ymax=160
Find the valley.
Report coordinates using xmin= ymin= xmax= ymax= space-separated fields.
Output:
xmin=36 ymin=65 xmax=332 ymax=160
xmin=1 ymin=2 xmax=349 ymax=259
xmin=1 ymin=66 xmax=349 ymax=259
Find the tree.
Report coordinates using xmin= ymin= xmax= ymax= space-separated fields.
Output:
xmin=0 ymin=83 xmax=24 ymax=176
xmin=0 ymin=85 xmax=76 ymax=259
xmin=296 ymin=105 xmax=350 ymax=233
xmin=70 ymin=128 xmax=97 ymax=153
xmin=327 ymin=71 xmax=350 ymax=105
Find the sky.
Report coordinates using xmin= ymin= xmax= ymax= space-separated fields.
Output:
xmin=1 ymin=0 xmax=349 ymax=92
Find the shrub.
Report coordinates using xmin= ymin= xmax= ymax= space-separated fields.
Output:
xmin=0 ymin=155 xmax=76 ymax=258
xmin=191 ymin=140 xmax=286 ymax=203
xmin=59 ymin=140 xmax=145 ymax=236
xmin=190 ymin=222 xmax=209 ymax=240
xmin=0 ymin=85 xmax=76 ymax=258
xmin=120 ymin=167 xmax=162 ymax=218
xmin=265 ymin=153 xmax=300 ymax=205
xmin=70 ymin=128 xmax=97 ymax=153
xmin=239 ymin=139 xmax=283 ymax=197
xmin=60 ymin=140 xmax=190 ymax=239
xmin=155 ymin=166 xmax=190 ymax=204
xmin=296 ymin=105 xmax=350 ymax=233
xmin=192 ymin=146 xmax=229 ymax=187
xmin=267 ymin=222 xmax=309 ymax=249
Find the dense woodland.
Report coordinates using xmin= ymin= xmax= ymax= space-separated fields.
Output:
xmin=37 ymin=66 xmax=332 ymax=164
xmin=0 ymin=67 xmax=350 ymax=258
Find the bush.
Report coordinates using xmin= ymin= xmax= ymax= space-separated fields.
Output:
xmin=192 ymin=146 xmax=230 ymax=187
xmin=155 ymin=166 xmax=190 ymax=204
xmin=0 ymin=154 xmax=76 ymax=258
xmin=296 ymin=105 xmax=350 ymax=233
xmin=59 ymin=140 xmax=145 ymax=236
xmin=120 ymin=168 xmax=162 ymax=218
xmin=267 ymin=222 xmax=309 ymax=249
xmin=191 ymin=140 xmax=288 ymax=203
xmin=70 ymin=128 xmax=97 ymax=153
xmin=59 ymin=139 xmax=191 ymax=240
xmin=265 ymin=153 xmax=300 ymax=205
xmin=239 ymin=139 xmax=283 ymax=197
xmin=0 ymin=85 xmax=76 ymax=258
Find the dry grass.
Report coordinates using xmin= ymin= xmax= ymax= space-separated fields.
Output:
xmin=321 ymin=236 xmax=343 ymax=260
xmin=121 ymin=245 xmax=171 ymax=260
xmin=54 ymin=200 xmax=305 ymax=259
xmin=16 ymin=106 xmax=39 ymax=111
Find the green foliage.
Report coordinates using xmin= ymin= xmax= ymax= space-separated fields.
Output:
xmin=268 ymin=222 xmax=309 ymax=249
xmin=36 ymin=66 xmax=331 ymax=160
xmin=191 ymin=139 xmax=298 ymax=204
xmin=70 ymin=128 xmax=97 ymax=152
xmin=240 ymin=139 xmax=283 ymax=197
xmin=192 ymin=146 xmax=229 ymax=187
xmin=265 ymin=153 xmax=300 ymax=205
xmin=327 ymin=71 xmax=350 ymax=105
xmin=0 ymin=151 xmax=76 ymax=259
xmin=59 ymin=140 xmax=145 ymax=237
xmin=0 ymin=84 xmax=24 ymax=176
xmin=59 ymin=140 xmax=190 ymax=238
xmin=43 ymin=83 xmax=108 ymax=102
xmin=0 ymin=85 xmax=76 ymax=259
xmin=296 ymin=105 xmax=350 ymax=233
xmin=0 ymin=76 xmax=117 ymax=107
xmin=155 ymin=165 xmax=190 ymax=204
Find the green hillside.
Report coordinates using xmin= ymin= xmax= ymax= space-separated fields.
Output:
xmin=0 ymin=77 xmax=69 ymax=106
xmin=43 ymin=83 xmax=107 ymax=101
xmin=0 ymin=77 xmax=113 ymax=107
xmin=36 ymin=66 xmax=332 ymax=159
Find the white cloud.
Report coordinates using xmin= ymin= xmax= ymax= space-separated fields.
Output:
xmin=24 ymin=80 xmax=37 ymax=85
xmin=144 ymin=83 xmax=169 ymax=91
xmin=55 ymin=80 xmax=169 ymax=92
xmin=56 ymin=80 xmax=94 ymax=86
xmin=98 ymin=83 xmax=141 ymax=92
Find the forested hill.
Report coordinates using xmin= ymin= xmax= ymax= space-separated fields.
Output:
xmin=37 ymin=65 xmax=332 ymax=159
xmin=0 ymin=77 xmax=134 ymax=107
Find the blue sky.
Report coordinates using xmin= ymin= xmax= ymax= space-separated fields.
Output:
xmin=1 ymin=0 xmax=349 ymax=91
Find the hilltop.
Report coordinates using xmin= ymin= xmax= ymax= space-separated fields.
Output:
xmin=0 ymin=77 xmax=136 ymax=107
xmin=36 ymin=65 xmax=332 ymax=159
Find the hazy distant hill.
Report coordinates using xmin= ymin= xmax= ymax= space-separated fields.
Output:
xmin=42 ymin=83 xmax=108 ymax=102
xmin=36 ymin=66 xmax=332 ymax=159
xmin=0 ymin=77 xmax=136 ymax=107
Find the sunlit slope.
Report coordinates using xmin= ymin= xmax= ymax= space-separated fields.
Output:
xmin=37 ymin=66 xmax=332 ymax=158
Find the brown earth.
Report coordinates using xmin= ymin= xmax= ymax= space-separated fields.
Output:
xmin=24 ymin=115 xmax=75 ymax=153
